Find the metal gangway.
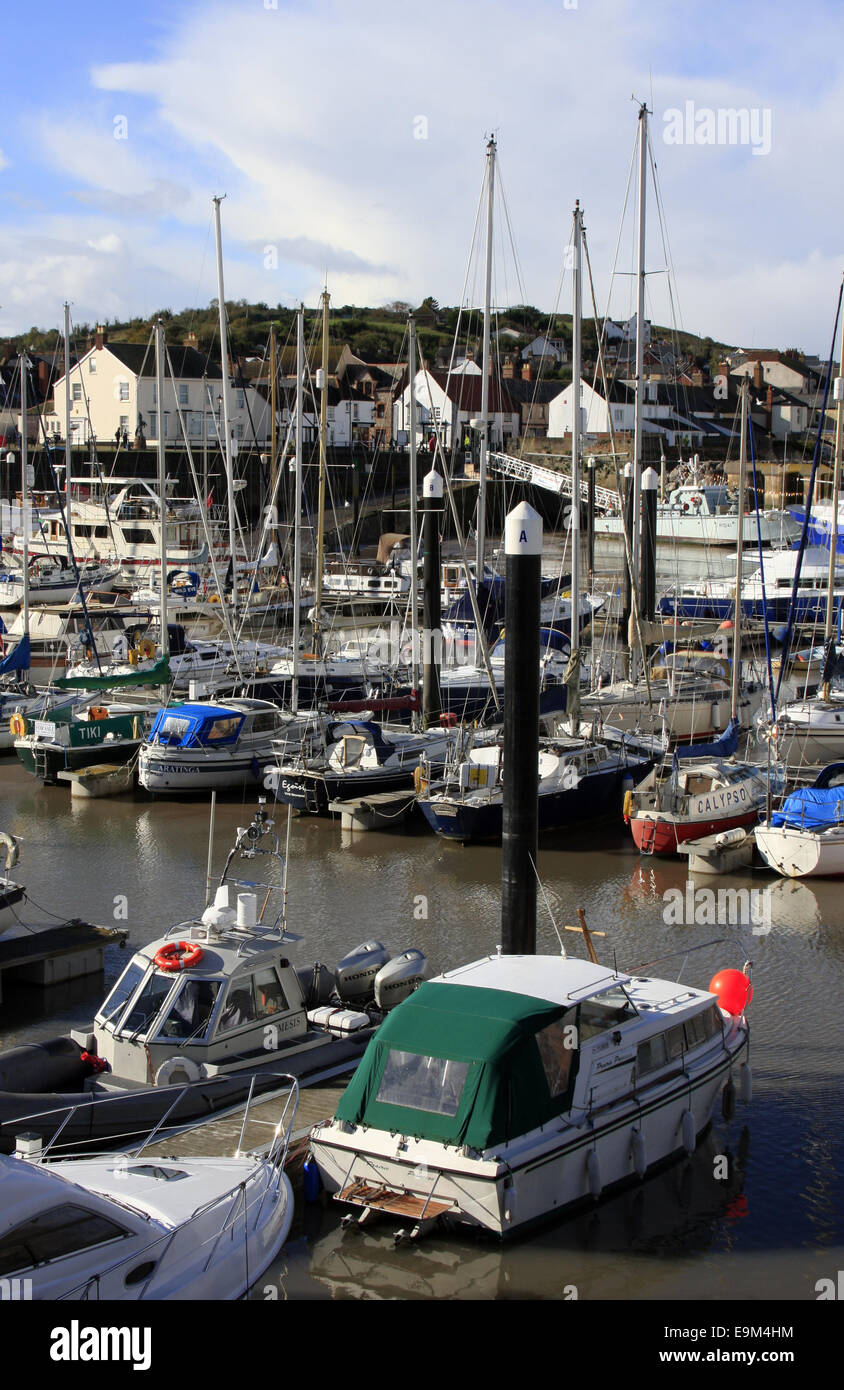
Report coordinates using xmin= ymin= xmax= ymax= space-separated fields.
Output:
xmin=488 ymin=451 xmax=621 ymax=512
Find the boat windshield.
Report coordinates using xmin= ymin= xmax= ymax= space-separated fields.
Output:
xmin=118 ymin=972 xmax=175 ymax=1037
xmin=98 ymin=959 xmax=146 ymax=1025
xmin=375 ymin=1050 xmax=470 ymax=1118
xmin=154 ymin=979 xmax=221 ymax=1040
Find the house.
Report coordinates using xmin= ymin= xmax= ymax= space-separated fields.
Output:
xmin=502 ymin=372 xmax=564 ymax=438
xmin=393 ymin=369 xmax=519 ymax=451
xmin=727 ymin=351 xmax=824 ymax=396
xmin=40 ymin=327 xmax=271 ymax=450
xmin=520 ymin=336 xmax=568 ymax=366
xmin=548 ymin=377 xmax=740 ymax=448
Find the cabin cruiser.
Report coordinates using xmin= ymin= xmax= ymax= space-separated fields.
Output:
xmin=0 ymin=557 xmax=117 ymax=608
xmin=755 ymin=763 xmax=844 ymax=878
xmin=0 ymin=1084 xmax=297 ymax=1299
xmin=659 ymin=546 xmax=844 ymax=623
xmin=596 ymin=483 xmax=796 ymax=546
xmin=265 ymin=717 xmax=469 ymax=815
xmin=310 ymin=950 xmax=752 ymax=1239
xmin=417 ymin=734 xmax=652 ymax=842
xmin=13 ymin=697 xmax=156 ymax=783
xmin=138 ymin=699 xmax=312 ymax=793
xmin=0 ymin=804 xmax=426 ymax=1153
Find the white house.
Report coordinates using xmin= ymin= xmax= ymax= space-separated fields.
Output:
xmin=520 ymin=336 xmax=568 ymax=365
xmin=41 ymin=334 xmax=271 ymax=450
xmin=393 ymin=369 xmax=519 ymax=449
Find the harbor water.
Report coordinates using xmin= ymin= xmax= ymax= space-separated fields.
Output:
xmin=1 ymin=533 xmax=841 ymax=1301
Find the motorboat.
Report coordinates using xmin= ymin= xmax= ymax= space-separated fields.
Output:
xmin=0 ymin=804 xmax=427 ymax=1153
xmin=265 ymin=717 xmax=467 ymax=815
xmin=0 ymin=1080 xmax=297 ymax=1299
xmin=310 ymin=949 xmax=752 ymax=1239
xmin=596 ymin=482 xmax=796 ymax=547
xmin=417 ymin=734 xmax=651 ymax=842
xmin=761 ymin=696 xmax=844 ymax=769
xmin=138 ymin=699 xmax=311 ymax=794
xmin=13 ymin=697 xmax=156 ymax=784
xmin=659 ymin=546 xmax=844 ymax=623
xmin=755 ymin=762 xmax=844 ymax=878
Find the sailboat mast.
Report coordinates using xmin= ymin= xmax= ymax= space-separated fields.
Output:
xmin=212 ymin=195 xmax=237 ymax=619
xmin=570 ymin=202 xmax=582 ymax=680
xmin=476 ymin=135 xmax=496 ymax=583
xmin=63 ymin=301 xmax=72 ymax=542
xmin=291 ymin=306 xmax=304 ymax=714
xmin=822 ymin=299 xmax=844 ymax=697
xmin=730 ymin=379 xmax=748 ymax=719
xmin=314 ymin=288 xmax=329 ymax=648
xmin=408 ymin=312 xmax=421 ymax=712
xmin=20 ymin=352 xmax=30 ymax=673
xmin=632 ymin=103 xmax=648 ymax=609
xmin=155 ymin=319 xmax=169 ymax=662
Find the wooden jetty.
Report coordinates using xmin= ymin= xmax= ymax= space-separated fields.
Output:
xmin=0 ymin=920 xmax=127 ymax=1002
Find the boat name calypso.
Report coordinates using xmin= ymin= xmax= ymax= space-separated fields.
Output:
xmin=692 ymin=785 xmax=749 ymax=817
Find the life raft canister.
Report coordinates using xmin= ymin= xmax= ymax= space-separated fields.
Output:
xmin=154 ymin=940 xmax=205 ymax=973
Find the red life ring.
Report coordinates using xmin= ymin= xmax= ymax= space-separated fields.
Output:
xmin=439 ymin=711 xmax=458 ymax=727
xmin=691 ymin=495 xmax=702 ymax=507
xmin=154 ymin=940 xmax=205 ymax=973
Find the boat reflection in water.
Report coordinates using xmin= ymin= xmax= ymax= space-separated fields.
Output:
xmin=259 ymin=1126 xmax=750 ymax=1301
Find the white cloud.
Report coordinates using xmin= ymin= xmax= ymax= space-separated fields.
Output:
xmin=1 ymin=0 xmax=842 ymax=351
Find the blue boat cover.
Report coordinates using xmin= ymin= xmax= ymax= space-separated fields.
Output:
xmin=770 ymin=786 xmax=844 ymax=829
xmin=675 ymin=716 xmax=740 ymax=762
xmin=0 ymin=634 xmax=31 ymax=676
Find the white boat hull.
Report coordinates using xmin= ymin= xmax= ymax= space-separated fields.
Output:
xmin=755 ymin=822 xmax=844 ymax=877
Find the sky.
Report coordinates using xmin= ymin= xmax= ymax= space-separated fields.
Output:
xmin=1 ymin=0 xmax=842 ymax=355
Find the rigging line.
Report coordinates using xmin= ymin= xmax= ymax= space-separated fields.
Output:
xmin=528 ymin=853 xmax=566 ymax=956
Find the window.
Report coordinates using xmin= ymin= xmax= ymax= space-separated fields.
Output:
xmin=119 ymin=381 xmax=130 ymax=401
xmin=99 ymin=959 xmax=146 ymax=1024
xmin=375 ymin=1050 xmax=470 ymax=1117
xmin=683 ymin=1012 xmax=708 ymax=1050
xmin=121 ymin=527 xmax=156 ymax=545
xmin=205 ymin=717 xmax=241 ymax=741
xmin=89 ymin=357 xmax=97 ymax=374
xmin=156 ymin=979 xmax=221 ymax=1039
xmin=235 ymin=423 xmax=244 ymax=440
xmin=72 ymin=384 xmax=82 ymax=401
xmin=236 ymin=389 xmax=245 ymax=409
xmin=188 ymin=413 xmax=202 ymax=437
xmin=149 ymin=412 xmax=157 ymax=437
xmin=637 ymin=1034 xmax=668 ymax=1075
xmin=218 ymin=978 xmax=258 ymax=1034
xmin=253 ymin=967 xmax=288 ymax=1018
xmin=578 ymin=989 xmax=637 ymax=1041
xmin=119 ymin=415 xmax=128 ymax=430
xmin=0 ymin=1206 xmax=130 ymax=1277
xmin=178 ymin=385 xmax=189 ymax=406
xmin=120 ymin=972 xmax=174 ymax=1036
xmin=535 ymin=1013 xmax=577 ymax=1098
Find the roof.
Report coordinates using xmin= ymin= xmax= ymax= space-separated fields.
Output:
xmin=421 ymin=370 xmax=517 ymax=414
xmin=102 ymin=343 xmax=225 ymax=381
xmin=504 ymin=378 xmax=565 ymax=404
xmin=435 ymin=953 xmax=628 ymax=1005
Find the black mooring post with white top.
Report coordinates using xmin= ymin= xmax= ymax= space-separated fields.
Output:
xmin=621 ymin=460 xmax=634 ymax=633
xmin=422 ymin=466 xmax=444 ymax=728
xmin=501 ymin=501 xmax=542 ymax=956
xmin=639 ymin=465 xmax=658 ymax=625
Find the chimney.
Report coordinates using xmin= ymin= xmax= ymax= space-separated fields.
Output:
xmin=94 ymin=323 xmax=107 ymax=350
xmin=183 ymin=331 xmax=199 ymax=351
xmin=521 ymin=362 xmax=533 ymax=382
xmin=753 ymin=360 xmax=763 ymax=391
xmin=502 ymin=355 xmax=514 ymax=380
xmin=766 ymin=384 xmax=773 ymax=409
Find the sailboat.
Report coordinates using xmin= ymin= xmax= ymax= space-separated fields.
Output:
xmin=755 ymin=762 xmax=844 ymax=877
xmin=309 ymin=498 xmax=752 ymax=1239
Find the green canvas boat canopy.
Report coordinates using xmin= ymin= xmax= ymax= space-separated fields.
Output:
xmin=335 ymin=978 xmax=583 ymax=1151
xmin=55 ymin=657 xmax=171 ymax=690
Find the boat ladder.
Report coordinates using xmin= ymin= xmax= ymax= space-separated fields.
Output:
xmin=639 ymin=816 xmax=658 ymax=856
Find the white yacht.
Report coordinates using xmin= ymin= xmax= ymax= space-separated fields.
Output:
xmin=595 ymin=483 xmax=797 ymax=547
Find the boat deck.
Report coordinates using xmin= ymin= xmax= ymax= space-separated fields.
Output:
xmin=144 ymin=1080 xmax=345 ymax=1164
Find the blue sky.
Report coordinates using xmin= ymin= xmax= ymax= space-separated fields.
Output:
xmin=1 ymin=0 xmax=842 ymax=354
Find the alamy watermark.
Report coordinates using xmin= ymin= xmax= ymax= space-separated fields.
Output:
xmin=663 ymin=102 xmax=772 ymax=157
xmin=663 ymin=881 xmax=771 ymax=935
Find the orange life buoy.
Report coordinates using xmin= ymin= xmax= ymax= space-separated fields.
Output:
xmin=439 ymin=711 xmax=457 ymax=727
xmin=89 ymin=706 xmax=108 ymax=721
xmin=154 ymin=940 xmax=205 ymax=973
xmin=9 ymin=712 xmax=27 ymax=737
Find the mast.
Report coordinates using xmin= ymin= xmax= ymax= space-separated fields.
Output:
xmin=476 ymin=135 xmax=496 ymax=584
xmin=822 ymin=302 xmax=844 ymax=698
xmin=19 ymin=351 xmax=30 ymax=675
xmin=569 ymin=201 xmax=582 ymax=725
xmin=291 ymin=306 xmax=304 ymax=714
xmin=631 ymin=103 xmax=648 ymax=672
xmin=408 ymin=313 xmax=421 ymax=719
xmin=155 ymin=318 xmax=170 ymax=665
xmin=63 ymin=302 xmax=72 ymax=546
xmin=212 ymin=195 xmax=237 ymax=619
xmin=730 ymin=379 xmax=749 ymax=721
xmin=313 ymin=288 xmax=329 ymax=651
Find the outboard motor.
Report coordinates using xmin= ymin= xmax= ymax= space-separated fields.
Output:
xmin=334 ymin=941 xmax=391 ymax=1004
xmin=374 ymin=949 xmax=426 ymax=1011
xmin=296 ymin=962 xmax=336 ymax=1009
